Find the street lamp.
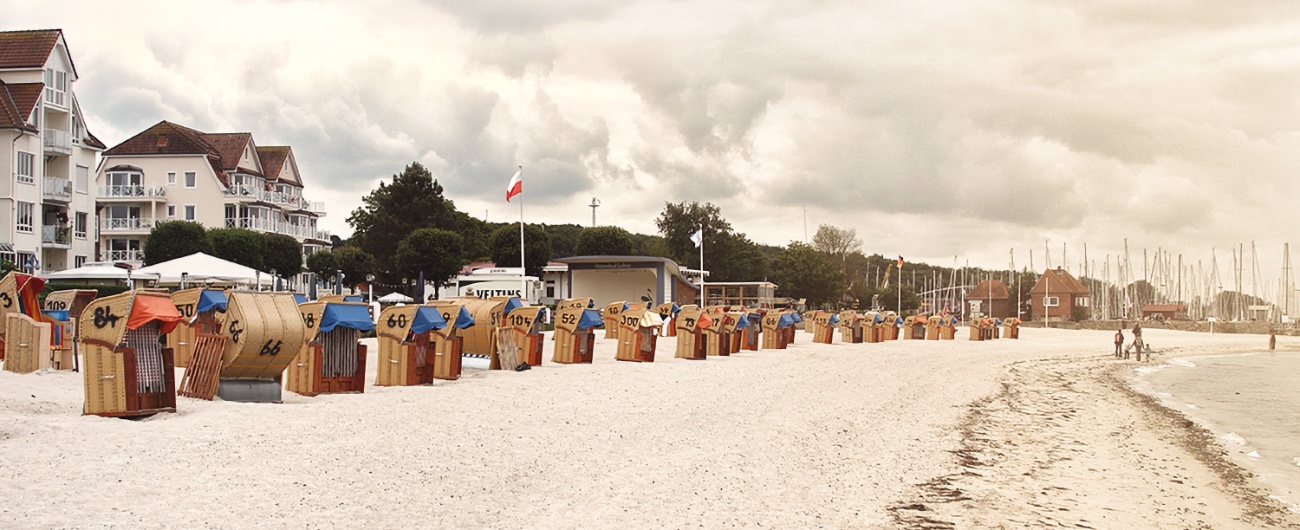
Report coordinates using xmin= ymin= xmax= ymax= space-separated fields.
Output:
xmin=271 ymin=269 xmax=278 ymax=292
xmin=335 ymin=269 xmax=343 ymax=295
xmin=366 ymin=274 xmax=375 ymax=303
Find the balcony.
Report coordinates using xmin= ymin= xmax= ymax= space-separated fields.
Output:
xmin=99 ymin=185 xmax=167 ymax=201
xmin=41 ymin=225 xmax=71 ymax=248
xmin=225 ymin=184 xmax=260 ymax=199
xmin=102 ymin=249 xmax=143 ymax=264
xmin=100 ymin=217 xmax=158 ymax=233
xmin=43 ymin=128 xmax=72 ymax=155
xmin=225 ymin=217 xmax=331 ymax=241
xmin=301 ymin=199 xmax=326 ymax=215
xmin=43 ymin=176 xmax=73 ymax=203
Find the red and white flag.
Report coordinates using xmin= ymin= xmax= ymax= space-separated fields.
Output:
xmin=506 ymin=168 xmax=522 ymax=202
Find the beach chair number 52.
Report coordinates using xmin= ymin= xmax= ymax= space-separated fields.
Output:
xmin=561 ymin=313 xmax=577 ymax=326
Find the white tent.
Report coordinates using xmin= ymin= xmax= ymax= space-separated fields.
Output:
xmin=377 ymin=292 xmax=414 ymax=304
xmin=43 ymin=262 xmax=159 ymax=283
xmin=133 ymin=253 xmax=274 ymax=287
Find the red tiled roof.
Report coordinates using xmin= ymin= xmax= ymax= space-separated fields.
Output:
xmin=257 ymin=146 xmax=296 ymax=185
xmin=83 ymin=131 xmax=106 ymax=150
xmin=1030 ymin=268 xmax=1090 ymax=295
xmin=104 ymin=120 xmax=218 ymax=157
xmin=202 ymin=132 xmax=260 ymax=176
xmin=964 ymin=279 xmax=1009 ymax=300
xmin=0 ymin=29 xmax=61 ymax=70
xmin=0 ymin=80 xmax=41 ymax=131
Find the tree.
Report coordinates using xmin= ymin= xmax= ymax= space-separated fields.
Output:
xmin=654 ymin=201 xmax=733 ymax=267
xmin=395 ymin=229 xmax=464 ymax=298
xmin=263 ymin=233 xmax=303 ymax=279
xmin=208 ymin=228 xmax=265 ymax=270
xmin=575 ymin=226 xmax=634 ymax=256
xmin=544 ymin=223 xmax=584 ymax=258
xmin=770 ymin=242 xmax=845 ymax=307
xmin=334 ymin=246 xmax=375 ymax=293
xmin=347 ymin=162 xmax=467 ymax=273
xmin=813 ymin=224 xmax=862 ymax=279
xmin=143 ymin=221 xmax=212 ymax=265
xmin=489 ymin=224 xmax=551 ymax=277
xmin=812 ymin=224 xmax=862 ymax=261
xmin=305 ymin=250 xmax=338 ymax=281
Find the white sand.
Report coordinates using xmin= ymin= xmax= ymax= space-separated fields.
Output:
xmin=1 ymin=327 xmax=1297 ymax=528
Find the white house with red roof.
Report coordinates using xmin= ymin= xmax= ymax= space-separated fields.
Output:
xmin=96 ymin=120 xmax=328 ymax=283
xmin=0 ymin=29 xmax=105 ymax=273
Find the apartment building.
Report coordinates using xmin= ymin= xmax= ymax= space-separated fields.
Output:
xmin=97 ymin=120 xmax=328 ymax=282
xmin=0 ymin=29 xmax=105 ymax=273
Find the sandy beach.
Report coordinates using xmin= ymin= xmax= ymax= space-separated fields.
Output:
xmin=2 ymin=327 xmax=1298 ymax=529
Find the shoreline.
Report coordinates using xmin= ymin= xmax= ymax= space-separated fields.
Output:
xmin=888 ymin=333 xmax=1300 ymax=529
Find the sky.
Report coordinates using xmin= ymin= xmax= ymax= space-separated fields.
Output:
xmin=9 ymin=0 xmax=1300 ymax=286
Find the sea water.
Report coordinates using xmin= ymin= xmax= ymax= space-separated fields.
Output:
xmin=1136 ymin=351 xmax=1300 ymax=512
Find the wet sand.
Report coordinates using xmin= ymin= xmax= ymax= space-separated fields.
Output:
xmin=1 ymin=327 xmax=1297 ymax=528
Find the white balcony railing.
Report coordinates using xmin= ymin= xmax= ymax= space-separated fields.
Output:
xmin=43 ymin=128 xmax=72 ymax=154
xmin=102 ymin=249 xmax=143 ymax=263
xmin=100 ymin=185 xmax=166 ymax=199
xmin=225 ymin=217 xmax=331 ymax=241
xmin=100 ymin=217 xmax=157 ymax=232
xmin=41 ymin=225 xmax=71 ymax=246
xmin=301 ymin=199 xmax=326 ymax=214
xmin=225 ymin=184 xmax=259 ymax=198
xmin=43 ymin=176 xmax=73 ymax=201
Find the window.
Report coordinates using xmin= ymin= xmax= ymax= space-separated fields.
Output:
xmin=184 ymin=172 xmax=196 ymax=188
xmin=184 ymin=204 xmax=196 ymax=221
xmin=0 ymin=252 xmax=13 ymax=267
xmin=76 ymin=165 xmax=89 ymax=194
xmin=16 ymin=152 xmax=35 ymax=184
xmin=17 ymin=252 xmax=36 ymax=272
xmin=1043 ymin=296 xmax=1060 ymax=307
xmin=74 ymin=212 xmax=87 ymax=239
xmin=167 ymin=172 xmax=176 ymax=185
xmin=72 ymin=115 xmax=82 ymax=143
xmin=167 ymin=205 xmax=176 ymax=219
xmin=1075 ymin=297 xmax=1090 ymax=307
xmin=16 ymin=202 xmax=33 ymax=233
xmin=75 ymin=255 xmax=87 ymax=268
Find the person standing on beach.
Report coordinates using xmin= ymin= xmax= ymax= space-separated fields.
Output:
xmin=1114 ymin=328 xmax=1124 ymax=358
xmin=1269 ymin=329 xmax=1276 ymax=352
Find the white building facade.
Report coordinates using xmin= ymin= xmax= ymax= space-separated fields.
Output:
xmin=96 ymin=121 xmax=328 ymax=283
xmin=0 ymin=29 xmax=105 ymax=273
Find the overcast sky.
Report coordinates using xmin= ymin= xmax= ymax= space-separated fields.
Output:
xmin=11 ymin=1 xmax=1300 ymax=284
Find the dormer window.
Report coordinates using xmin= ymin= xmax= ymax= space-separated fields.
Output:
xmin=43 ymin=68 xmax=67 ymax=106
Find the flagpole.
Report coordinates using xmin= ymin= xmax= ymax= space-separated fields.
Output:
xmin=698 ymin=225 xmax=705 ymax=304
xmin=517 ymin=165 xmax=526 ymax=301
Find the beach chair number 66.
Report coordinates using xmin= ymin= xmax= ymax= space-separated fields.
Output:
xmin=258 ymin=339 xmax=282 ymax=356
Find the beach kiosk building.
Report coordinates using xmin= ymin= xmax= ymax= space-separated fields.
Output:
xmin=554 ymin=256 xmax=699 ymax=309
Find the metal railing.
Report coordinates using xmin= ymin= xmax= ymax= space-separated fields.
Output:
xmin=43 ymin=128 xmax=72 ymax=154
xmin=41 ymin=225 xmax=71 ymax=245
xmin=225 ymin=184 xmax=259 ymax=197
xmin=43 ymin=176 xmax=73 ymax=201
xmin=102 ymin=249 xmax=143 ymax=263
xmin=100 ymin=185 xmax=166 ymax=199
xmin=100 ymin=217 xmax=157 ymax=231
xmin=224 ymin=217 xmax=331 ymax=240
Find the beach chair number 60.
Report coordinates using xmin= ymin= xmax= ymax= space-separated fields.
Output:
xmin=386 ymin=314 xmax=408 ymax=328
